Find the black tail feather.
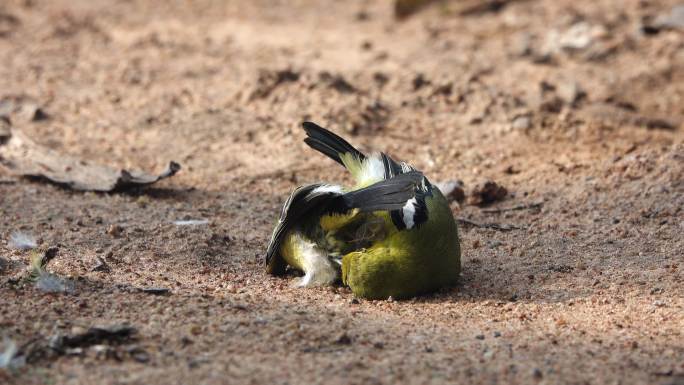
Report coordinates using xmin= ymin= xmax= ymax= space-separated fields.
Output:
xmin=302 ymin=121 xmax=366 ymax=165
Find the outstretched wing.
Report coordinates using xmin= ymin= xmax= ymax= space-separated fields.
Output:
xmin=265 ymin=172 xmax=426 ymax=274
xmin=266 ymin=183 xmax=336 ymax=274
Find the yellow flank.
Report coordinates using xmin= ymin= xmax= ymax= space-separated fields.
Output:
xmin=280 ymin=233 xmax=305 ymax=272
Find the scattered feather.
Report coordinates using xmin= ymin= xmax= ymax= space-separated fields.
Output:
xmin=28 ymin=247 xmax=58 ymax=280
xmin=8 ymin=231 xmax=36 ymax=250
xmin=35 ymin=273 xmax=75 ymax=294
xmin=0 ymin=337 xmax=24 ymax=371
xmin=173 ymin=219 xmax=209 ymax=226
xmin=27 ymin=247 xmax=74 ymax=294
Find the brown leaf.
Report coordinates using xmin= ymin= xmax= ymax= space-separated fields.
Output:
xmin=0 ymin=128 xmax=180 ymax=192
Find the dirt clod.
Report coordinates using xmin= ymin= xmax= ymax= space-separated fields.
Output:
xmin=468 ymin=180 xmax=508 ymax=205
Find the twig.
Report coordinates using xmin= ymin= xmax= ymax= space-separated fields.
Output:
xmin=456 ymin=217 xmax=523 ymax=231
xmin=481 ymin=201 xmax=543 ymax=214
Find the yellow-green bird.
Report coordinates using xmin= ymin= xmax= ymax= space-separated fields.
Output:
xmin=265 ymin=122 xmax=461 ymax=299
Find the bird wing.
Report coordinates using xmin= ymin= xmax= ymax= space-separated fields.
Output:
xmin=265 ymin=172 xmax=427 ymax=273
xmin=266 ymin=183 xmax=336 ymax=274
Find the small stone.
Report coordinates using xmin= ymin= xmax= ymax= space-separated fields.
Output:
xmin=373 ymin=72 xmax=389 ymax=88
xmin=513 ymin=32 xmax=533 ymax=57
xmin=335 ymin=333 xmax=352 ymax=345
xmin=533 ymin=368 xmax=543 ymax=379
xmin=557 ymin=81 xmax=586 ymax=106
xmin=487 ymin=240 xmax=503 ymax=249
xmin=350 ymin=298 xmax=360 ymax=305
xmin=0 ymin=116 xmax=10 ymax=140
xmin=503 ymin=165 xmax=520 ymax=174
xmin=106 ymin=224 xmax=124 ymax=237
xmin=412 ymin=73 xmax=430 ymax=91
xmin=189 ymin=325 xmax=202 ymax=335
xmin=91 ymin=256 xmax=110 ymax=272
xmin=512 ymin=115 xmax=531 ymax=130
xmin=648 ymin=4 xmax=684 ymax=32
xmin=31 ymin=107 xmax=50 ymax=121
xmin=355 ymin=10 xmax=370 ymax=21
xmin=493 ymin=331 xmax=502 ymax=338
xmin=126 ymin=345 xmax=150 ymax=363
xmin=373 ymin=342 xmax=384 ymax=349
xmin=552 ymin=22 xmax=605 ymax=52
xmin=539 ymin=96 xmax=564 ymax=113
xmin=475 ymin=334 xmax=485 ymax=340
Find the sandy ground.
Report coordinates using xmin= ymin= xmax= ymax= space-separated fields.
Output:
xmin=1 ymin=0 xmax=683 ymax=384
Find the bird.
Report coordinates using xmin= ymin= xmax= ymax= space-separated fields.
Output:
xmin=265 ymin=122 xmax=461 ymax=299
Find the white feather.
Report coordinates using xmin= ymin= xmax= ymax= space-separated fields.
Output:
xmin=312 ymin=185 xmax=344 ymax=195
xmin=293 ymin=236 xmax=338 ymax=287
xmin=173 ymin=219 xmax=209 ymax=226
xmin=8 ymin=231 xmax=36 ymax=250
xmin=400 ymin=162 xmax=414 ymax=173
xmin=358 ymin=154 xmax=386 ymax=185
xmin=0 ymin=337 xmax=23 ymax=370
xmin=402 ymin=197 xmax=418 ymax=229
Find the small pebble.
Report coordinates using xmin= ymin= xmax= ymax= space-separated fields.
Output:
xmin=107 ymin=224 xmax=124 ymax=237
xmin=512 ymin=115 xmax=531 ymax=130
xmin=335 ymin=333 xmax=352 ymax=345
xmin=487 ymin=240 xmax=503 ymax=249
xmin=533 ymin=368 xmax=543 ymax=379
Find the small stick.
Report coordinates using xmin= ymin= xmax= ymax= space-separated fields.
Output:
xmin=456 ymin=217 xmax=523 ymax=231
xmin=481 ymin=201 xmax=543 ymax=214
